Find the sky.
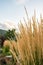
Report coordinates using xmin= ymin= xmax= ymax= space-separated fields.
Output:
xmin=0 ymin=0 xmax=43 ymax=30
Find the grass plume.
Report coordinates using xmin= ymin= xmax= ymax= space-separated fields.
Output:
xmin=4 ymin=10 xmax=43 ymax=65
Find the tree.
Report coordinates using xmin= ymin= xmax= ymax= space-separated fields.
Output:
xmin=0 ymin=35 xmax=6 ymax=47
xmin=5 ymin=29 xmax=17 ymax=41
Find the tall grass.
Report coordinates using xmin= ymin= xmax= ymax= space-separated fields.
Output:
xmin=4 ymin=9 xmax=43 ymax=65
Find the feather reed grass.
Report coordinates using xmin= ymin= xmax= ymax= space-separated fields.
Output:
xmin=4 ymin=9 xmax=43 ymax=65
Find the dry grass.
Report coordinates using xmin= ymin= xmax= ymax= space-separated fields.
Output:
xmin=4 ymin=10 xmax=43 ymax=65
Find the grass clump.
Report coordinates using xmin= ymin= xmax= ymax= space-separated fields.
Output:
xmin=4 ymin=10 xmax=43 ymax=65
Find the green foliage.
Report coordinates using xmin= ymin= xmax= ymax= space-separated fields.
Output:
xmin=5 ymin=29 xmax=17 ymax=41
xmin=2 ymin=45 xmax=11 ymax=56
